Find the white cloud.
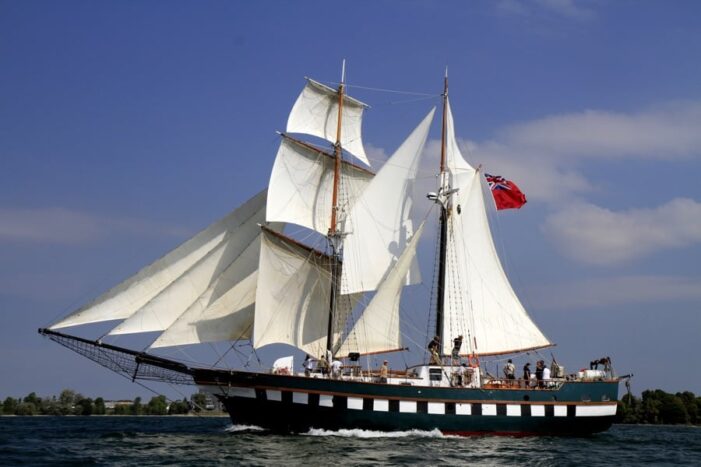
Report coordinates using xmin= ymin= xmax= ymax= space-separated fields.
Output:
xmin=543 ymin=198 xmax=701 ymax=265
xmin=463 ymin=139 xmax=595 ymax=203
xmin=528 ymin=275 xmax=701 ymax=311
xmin=498 ymin=102 xmax=701 ymax=160
xmin=0 ymin=207 xmax=188 ymax=244
xmin=496 ymin=0 xmax=595 ymax=21
xmin=458 ymin=100 xmax=701 ymax=205
xmin=364 ymin=142 xmax=389 ymax=166
xmin=534 ymin=0 xmax=596 ymax=21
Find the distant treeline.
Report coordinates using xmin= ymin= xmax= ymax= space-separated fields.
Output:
xmin=617 ymin=390 xmax=700 ymax=425
xmin=3 ymin=388 xmax=700 ymax=424
xmin=0 ymin=389 xmax=213 ymax=416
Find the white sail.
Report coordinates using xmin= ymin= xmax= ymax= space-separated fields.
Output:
xmin=150 ymin=270 xmax=258 ymax=348
xmin=50 ymin=190 xmax=267 ymax=330
xmin=287 ymin=78 xmax=370 ymax=166
xmin=440 ymin=100 xmax=550 ymax=355
xmin=340 ymin=108 xmax=435 ymax=295
xmin=266 ymin=136 xmax=373 ymax=235
xmin=108 ymin=195 xmax=268 ymax=336
xmin=253 ymin=229 xmax=333 ymax=356
xmin=337 ymin=222 xmax=425 ymax=356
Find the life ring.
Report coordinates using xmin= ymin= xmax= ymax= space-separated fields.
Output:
xmin=468 ymin=355 xmax=480 ymax=368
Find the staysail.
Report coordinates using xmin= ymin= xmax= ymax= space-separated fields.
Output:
xmin=287 ymin=78 xmax=370 ymax=166
xmin=50 ymin=190 xmax=269 ymax=331
xmin=440 ymin=100 xmax=551 ymax=356
xmin=337 ymin=222 xmax=425 ymax=356
xmin=340 ymin=108 xmax=435 ymax=295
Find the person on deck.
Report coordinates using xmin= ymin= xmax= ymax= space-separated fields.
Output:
xmin=535 ymin=360 xmax=544 ymax=388
xmin=318 ymin=355 xmax=329 ymax=376
xmin=503 ymin=359 xmax=516 ymax=386
xmin=379 ymin=360 xmax=389 ymax=383
xmin=542 ymin=365 xmax=551 ymax=387
xmin=303 ymin=354 xmax=314 ymax=377
xmin=428 ymin=336 xmax=441 ymax=365
xmin=331 ymin=359 xmax=342 ymax=379
xmin=451 ymin=335 xmax=463 ymax=365
xmin=522 ymin=362 xmax=531 ymax=387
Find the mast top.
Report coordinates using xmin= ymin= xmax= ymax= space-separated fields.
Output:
xmin=439 ymin=71 xmax=449 ymax=174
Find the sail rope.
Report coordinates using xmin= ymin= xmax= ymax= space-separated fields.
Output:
xmin=331 ymin=82 xmax=437 ymax=97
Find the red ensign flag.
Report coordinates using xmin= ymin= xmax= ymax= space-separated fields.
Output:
xmin=485 ymin=173 xmax=527 ymax=210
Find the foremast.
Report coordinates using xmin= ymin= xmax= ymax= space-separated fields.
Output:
xmin=326 ymin=61 xmax=347 ymax=356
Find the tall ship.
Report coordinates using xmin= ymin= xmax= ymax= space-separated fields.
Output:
xmin=41 ymin=66 xmax=623 ymax=435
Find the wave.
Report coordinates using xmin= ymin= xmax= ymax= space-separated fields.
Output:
xmin=224 ymin=424 xmax=266 ymax=433
xmin=302 ymin=428 xmax=452 ymax=438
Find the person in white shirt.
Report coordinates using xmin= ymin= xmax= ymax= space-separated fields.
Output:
xmin=331 ymin=359 xmax=342 ymax=379
xmin=542 ymin=365 xmax=551 ymax=387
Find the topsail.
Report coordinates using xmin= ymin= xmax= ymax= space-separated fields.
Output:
xmin=287 ymin=79 xmax=370 ymax=166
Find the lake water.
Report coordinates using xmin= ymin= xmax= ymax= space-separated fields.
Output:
xmin=1 ymin=416 xmax=699 ymax=466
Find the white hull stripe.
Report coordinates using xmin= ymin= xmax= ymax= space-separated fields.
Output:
xmin=228 ymin=389 xmax=617 ymax=417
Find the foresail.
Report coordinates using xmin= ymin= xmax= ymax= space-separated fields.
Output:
xmin=337 ymin=222 xmax=425 ymax=357
xmin=50 ymin=190 xmax=268 ymax=330
xmin=341 ymin=108 xmax=435 ymax=295
xmin=266 ymin=135 xmax=373 ymax=235
xmin=253 ymin=229 xmax=333 ymax=356
xmin=287 ymin=78 xmax=370 ymax=166
xmin=441 ymin=170 xmax=551 ymax=356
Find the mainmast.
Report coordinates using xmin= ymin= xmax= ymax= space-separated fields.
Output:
xmin=435 ymin=69 xmax=449 ymax=353
xmin=325 ymin=60 xmax=346 ymax=356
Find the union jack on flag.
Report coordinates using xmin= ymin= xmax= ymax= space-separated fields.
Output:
xmin=484 ymin=173 xmax=527 ymax=210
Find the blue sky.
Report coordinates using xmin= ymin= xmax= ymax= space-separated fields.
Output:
xmin=2 ymin=0 xmax=700 ymax=399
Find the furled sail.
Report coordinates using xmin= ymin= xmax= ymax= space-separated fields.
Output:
xmin=440 ymin=100 xmax=551 ymax=356
xmin=50 ymin=190 xmax=268 ymax=330
xmin=340 ymin=108 xmax=435 ymax=295
xmin=253 ymin=229 xmax=347 ymax=356
xmin=337 ymin=222 xmax=425 ymax=356
xmin=287 ymin=78 xmax=370 ymax=166
xmin=266 ymin=135 xmax=374 ymax=236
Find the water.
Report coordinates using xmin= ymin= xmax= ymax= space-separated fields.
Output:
xmin=1 ymin=417 xmax=699 ymax=466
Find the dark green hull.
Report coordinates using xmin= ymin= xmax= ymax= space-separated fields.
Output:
xmin=194 ymin=369 xmax=619 ymax=436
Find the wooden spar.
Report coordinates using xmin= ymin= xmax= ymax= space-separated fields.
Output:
xmin=326 ymin=61 xmax=347 ymax=356
xmin=435 ymin=71 xmax=449 ymax=353
xmin=280 ymin=133 xmax=375 ymax=177
xmin=439 ymin=72 xmax=448 ymax=174
xmin=329 ymin=73 xmax=345 ymax=235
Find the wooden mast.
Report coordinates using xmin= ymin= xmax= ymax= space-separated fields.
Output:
xmin=435 ymin=69 xmax=449 ymax=354
xmin=325 ymin=60 xmax=346 ymax=356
